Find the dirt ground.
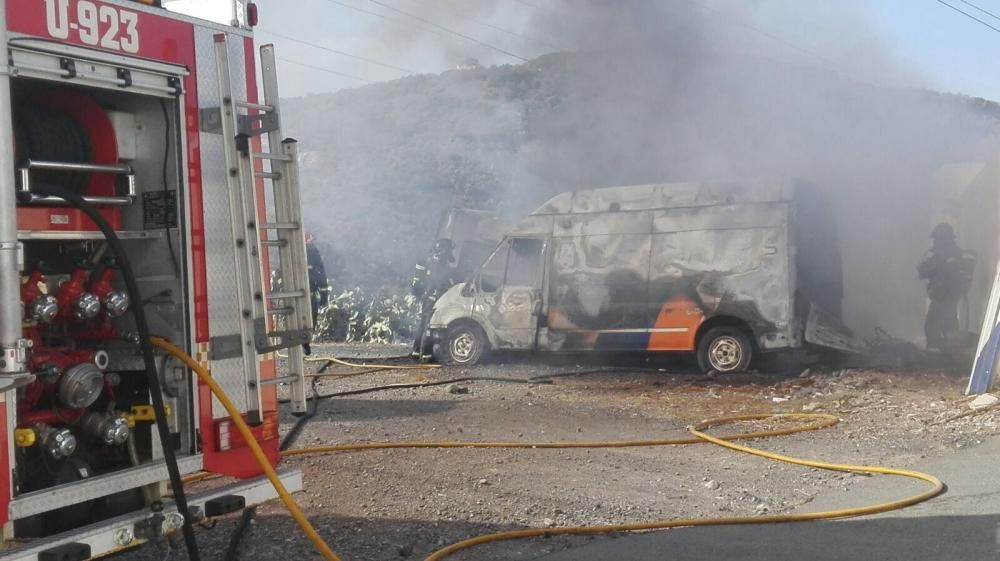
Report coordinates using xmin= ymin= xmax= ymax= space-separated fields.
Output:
xmin=128 ymin=345 xmax=1000 ymax=561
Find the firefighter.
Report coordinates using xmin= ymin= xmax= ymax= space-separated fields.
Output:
xmin=918 ymin=223 xmax=975 ymax=350
xmin=305 ymin=231 xmax=330 ymax=322
xmin=411 ymin=238 xmax=456 ymax=358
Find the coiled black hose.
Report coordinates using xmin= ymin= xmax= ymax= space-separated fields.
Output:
xmin=14 ymin=104 xmax=91 ymax=193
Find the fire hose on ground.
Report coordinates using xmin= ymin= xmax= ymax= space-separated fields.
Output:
xmin=153 ymin=337 xmax=945 ymax=561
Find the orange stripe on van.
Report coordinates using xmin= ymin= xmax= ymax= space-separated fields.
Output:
xmin=647 ymin=296 xmax=704 ymax=351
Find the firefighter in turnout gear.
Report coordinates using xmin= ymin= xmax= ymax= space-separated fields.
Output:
xmin=305 ymin=231 xmax=330 ymax=322
xmin=411 ymin=239 xmax=457 ymax=358
xmin=918 ymin=223 xmax=976 ymax=351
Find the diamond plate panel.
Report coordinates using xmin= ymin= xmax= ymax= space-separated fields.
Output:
xmin=195 ymin=28 xmax=256 ymax=417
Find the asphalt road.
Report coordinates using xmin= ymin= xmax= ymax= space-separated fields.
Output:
xmin=537 ymin=435 xmax=1000 ymax=560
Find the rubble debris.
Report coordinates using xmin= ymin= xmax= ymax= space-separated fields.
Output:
xmin=447 ymin=384 xmax=470 ymax=395
xmin=969 ymin=394 xmax=999 ymax=411
xmin=802 ymin=402 xmax=823 ymax=412
xmin=312 ymin=286 xmax=419 ymax=344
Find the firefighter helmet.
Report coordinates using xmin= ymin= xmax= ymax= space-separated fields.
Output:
xmin=930 ymin=223 xmax=954 ymax=241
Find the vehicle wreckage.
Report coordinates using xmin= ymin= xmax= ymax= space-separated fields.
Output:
xmin=425 ymin=179 xmax=866 ymax=373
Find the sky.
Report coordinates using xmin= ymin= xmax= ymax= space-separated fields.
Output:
xmin=162 ymin=0 xmax=1000 ymax=101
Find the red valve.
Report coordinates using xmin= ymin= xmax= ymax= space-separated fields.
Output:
xmin=88 ymin=269 xmax=115 ymax=301
xmin=88 ymin=268 xmax=129 ymax=318
xmin=21 ymin=271 xmax=59 ymax=324
xmin=57 ymin=270 xmax=100 ymax=321
xmin=20 ymin=271 xmax=45 ymax=308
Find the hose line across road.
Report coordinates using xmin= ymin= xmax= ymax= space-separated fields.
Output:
xmin=155 ymin=338 xmax=945 ymax=561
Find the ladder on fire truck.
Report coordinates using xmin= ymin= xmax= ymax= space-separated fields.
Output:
xmin=211 ymin=36 xmax=311 ymax=414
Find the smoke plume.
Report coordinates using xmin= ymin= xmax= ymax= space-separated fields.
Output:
xmin=285 ymin=0 xmax=1000 ymax=342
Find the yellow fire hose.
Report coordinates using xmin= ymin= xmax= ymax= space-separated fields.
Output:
xmin=302 ymin=355 xmax=441 ymax=370
xmin=153 ymin=337 xmax=343 ymax=561
xmin=154 ymin=337 xmax=944 ymax=561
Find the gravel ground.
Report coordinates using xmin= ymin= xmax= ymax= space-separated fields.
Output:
xmin=116 ymin=344 xmax=1000 ymax=561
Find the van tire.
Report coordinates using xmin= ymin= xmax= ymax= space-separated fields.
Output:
xmin=441 ymin=324 xmax=488 ymax=366
xmin=697 ymin=327 xmax=753 ymax=374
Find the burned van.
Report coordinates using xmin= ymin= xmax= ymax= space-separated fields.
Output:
xmin=426 ymin=180 xmax=861 ymax=373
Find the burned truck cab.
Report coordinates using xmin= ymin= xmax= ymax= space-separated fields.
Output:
xmin=428 ymin=180 xmax=861 ymax=372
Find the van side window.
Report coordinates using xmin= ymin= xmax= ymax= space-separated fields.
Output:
xmin=506 ymin=238 xmax=544 ymax=287
xmin=479 ymin=242 xmax=510 ymax=293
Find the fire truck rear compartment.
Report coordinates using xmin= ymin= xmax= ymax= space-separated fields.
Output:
xmin=11 ymin=77 xmax=195 ymax=538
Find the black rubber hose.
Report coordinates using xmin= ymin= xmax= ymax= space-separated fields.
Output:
xmin=27 ymin=185 xmax=201 ymax=561
xmin=221 ymin=507 xmax=255 ymax=561
xmin=277 ymin=375 xmax=553 ymax=404
xmin=159 ymin=99 xmax=181 ymax=275
xmin=280 ymin=378 xmax=320 ymax=451
xmin=16 ymin=105 xmax=90 ymax=192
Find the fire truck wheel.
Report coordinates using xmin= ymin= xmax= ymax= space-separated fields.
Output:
xmin=697 ymin=326 xmax=753 ymax=374
xmin=442 ymin=324 xmax=488 ymax=366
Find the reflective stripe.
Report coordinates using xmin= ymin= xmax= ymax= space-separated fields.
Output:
xmin=560 ymin=328 xmax=690 ymax=334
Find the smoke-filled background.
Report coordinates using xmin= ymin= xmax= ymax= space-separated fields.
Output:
xmin=270 ymin=0 xmax=1000 ymax=343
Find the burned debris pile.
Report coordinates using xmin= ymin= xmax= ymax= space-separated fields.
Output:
xmin=312 ymin=285 xmax=420 ymax=344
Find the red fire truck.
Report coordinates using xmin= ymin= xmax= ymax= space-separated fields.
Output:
xmin=0 ymin=1 xmax=312 ymax=558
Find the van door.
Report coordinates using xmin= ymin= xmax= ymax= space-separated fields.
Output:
xmin=475 ymin=237 xmax=547 ymax=349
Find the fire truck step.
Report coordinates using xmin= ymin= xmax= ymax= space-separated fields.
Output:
xmin=204 ymin=495 xmax=246 ymax=517
xmin=0 ymin=469 xmax=303 ymax=561
xmin=37 ymin=543 xmax=89 ymax=561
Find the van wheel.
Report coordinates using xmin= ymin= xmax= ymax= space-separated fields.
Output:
xmin=697 ymin=327 xmax=753 ymax=374
xmin=442 ymin=324 xmax=488 ymax=366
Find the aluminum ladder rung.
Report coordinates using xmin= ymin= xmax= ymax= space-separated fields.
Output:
xmin=253 ymin=152 xmax=293 ymax=162
xmin=261 ymin=239 xmax=288 ymax=248
xmin=260 ymin=374 xmax=300 ymax=386
xmin=255 ymin=171 xmax=282 ymax=180
xmin=266 ymin=290 xmax=307 ymax=300
xmin=236 ymin=100 xmax=273 ymax=112
xmin=267 ymin=307 xmax=294 ymax=316
xmin=260 ymin=222 xmax=299 ymax=230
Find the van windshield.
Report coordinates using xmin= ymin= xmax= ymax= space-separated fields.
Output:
xmin=479 ymin=241 xmax=510 ymax=293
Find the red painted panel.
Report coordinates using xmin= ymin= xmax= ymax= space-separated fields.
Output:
xmin=17 ymin=206 xmax=121 ymax=231
xmin=8 ymin=0 xmax=192 ymax=62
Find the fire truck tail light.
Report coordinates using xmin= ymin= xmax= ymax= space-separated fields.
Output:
xmin=247 ymin=3 xmax=259 ymax=27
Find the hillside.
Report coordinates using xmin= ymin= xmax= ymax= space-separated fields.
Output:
xmin=281 ymin=51 xmax=1000 ymax=338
